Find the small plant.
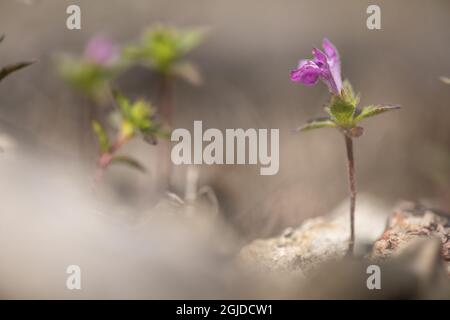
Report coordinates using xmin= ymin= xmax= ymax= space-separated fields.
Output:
xmin=57 ymin=35 xmax=121 ymax=104
xmin=57 ymin=36 xmax=167 ymax=180
xmin=0 ymin=34 xmax=35 ymax=83
xmin=290 ymin=38 xmax=400 ymax=255
xmin=125 ymin=25 xmax=206 ymax=189
xmin=125 ymin=25 xmax=206 ymax=126
xmin=93 ymin=90 xmax=166 ymax=181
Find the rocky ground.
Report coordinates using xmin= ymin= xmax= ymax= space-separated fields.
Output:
xmin=238 ymin=197 xmax=450 ymax=298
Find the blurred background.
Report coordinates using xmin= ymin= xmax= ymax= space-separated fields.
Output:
xmin=1 ymin=0 xmax=450 ymax=237
xmin=0 ymin=1 xmax=449 ymax=298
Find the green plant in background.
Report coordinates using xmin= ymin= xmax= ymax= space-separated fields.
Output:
xmin=93 ymin=90 xmax=167 ymax=181
xmin=57 ymin=28 xmax=205 ymax=186
xmin=57 ymin=37 xmax=120 ymax=155
xmin=290 ymin=38 xmax=400 ymax=256
xmin=125 ymin=25 xmax=207 ymax=189
xmin=125 ymin=25 xmax=206 ymax=126
xmin=0 ymin=35 xmax=34 ymax=83
xmin=57 ymin=36 xmax=122 ymax=104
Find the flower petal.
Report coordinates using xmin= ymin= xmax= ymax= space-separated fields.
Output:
xmin=322 ymin=38 xmax=342 ymax=93
xmin=322 ymin=38 xmax=339 ymax=64
xmin=290 ymin=60 xmax=321 ymax=86
xmin=312 ymin=48 xmax=327 ymax=67
xmin=84 ymin=36 xmax=119 ymax=65
xmin=319 ymin=71 xmax=339 ymax=95
xmin=297 ymin=59 xmax=309 ymax=68
xmin=291 ymin=39 xmax=344 ymax=95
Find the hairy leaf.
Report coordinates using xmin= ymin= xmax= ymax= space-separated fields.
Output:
xmin=0 ymin=61 xmax=35 ymax=82
xmin=141 ymin=124 xmax=169 ymax=144
xmin=112 ymin=91 xmax=160 ymax=138
xmin=354 ymin=104 xmax=401 ymax=122
xmin=296 ymin=117 xmax=337 ymax=132
xmin=120 ymin=120 xmax=135 ymax=138
xmin=178 ymin=28 xmax=207 ymax=54
xmin=111 ymin=155 xmax=146 ymax=173
xmin=172 ymin=62 xmax=202 ymax=86
xmin=130 ymin=99 xmax=153 ymax=130
xmin=58 ymin=57 xmax=114 ymax=102
xmin=125 ymin=25 xmax=206 ymax=76
xmin=92 ymin=121 xmax=110 ymax=153
xmin=340 ymin=80 xmax=360 ymax=106
xmin=112 ymin=89 xmax=132 ymax=117
xmin=327 ymin=95 xmax=356 ymax=127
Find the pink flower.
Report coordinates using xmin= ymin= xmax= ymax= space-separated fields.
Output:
xmin=291 ymin=38 xmax=342 ymax=95
xmin=84 ymin=36 xmax=119 ymax=66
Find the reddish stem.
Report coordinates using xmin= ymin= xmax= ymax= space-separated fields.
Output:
xmin=94 ymin=134 xmax=130 ymax=182
xmin=344 ymin=134 xmax=356 ymax=256
xmin=159 ymin=73 xmax=174 ymax=127
xmin=157 ymin=73 xmax=174 ymax=190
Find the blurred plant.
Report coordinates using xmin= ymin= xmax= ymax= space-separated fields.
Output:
xmin=125 ymin=25 xmax=206 ymax=127
xmin=290 ymin=38 xmax=400 ymax=256
xmin=440 ymin=76 xmax=450 ymax=85
xmin=57 ymin=36 xmax=128 ymax=168
xmin=57 ymin=36 xmax=121 ymax=104
xmin=93 ymin=90 xmax=167 ymax=181
xmin=0 ymin=34 xmax=35 ymax=83
xmin=0 ymin=34 xmax=34 ymax=152
xmin=125 ymin=25 xmax=207 ymax=189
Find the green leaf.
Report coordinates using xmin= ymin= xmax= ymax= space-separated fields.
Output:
xmin=130 ymin=99 xmax=152 ymax=124
xmin=112 ymin=89 xmax=132 ymax=117
xmin=440 ymin=76 xmax=450 ymax=85
xmin=141 ymin=123 xmax=170 ymax=144
xmin=0 ymin=35 xmax=35 ymax=82
xmin=58 ymin=57 xmax=114 ymax=102
xmin=296 ymin=117 xmax=337 ymax=132
xmin=112 ymin=91 xmax=160 ymax=138
xmin=125 ymin=25 xmax=206 ymax=76
xmin=325 ymin=81 xmax=360 ymax=127
xmin=111 ymin=155 xmax=147 ymax=173
xmin=354 ymin=104 xmax=401 ymax=122
xmin=327 ymin=95 xmax=356 ymax=127
xmin=92 ymin=120 xmax=110 ymax=153
xmin=128 ymin=26 xmax=180 ymax=73
xmin=120 ymin=120 xmax=135 ymax=138
xmin=0 ymin=61 xmax=35 ymax=82
xmin=172 ymin=62 xmax=202 ymax=85
xmin=178 ymin=28 xmax=207 ymax=54
xmin=340 ymin=80 xmax=360 ymax=106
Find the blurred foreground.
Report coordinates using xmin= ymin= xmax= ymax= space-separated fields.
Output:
xmin=0 ymin=145 xmax=448 ymax=298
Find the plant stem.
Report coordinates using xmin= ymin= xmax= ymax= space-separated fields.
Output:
xmin=157 ymin=72 xmax=174 ymax=190
xmin=159 ymin=73 xmax=174 ymax=127
xmin=344 ymin=134 xmax=356 ymax=256
xmin=94 ymin=134 xmax=130 ymax=182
